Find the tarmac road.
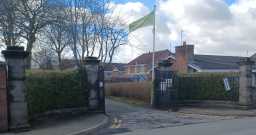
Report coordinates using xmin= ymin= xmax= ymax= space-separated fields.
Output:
xmin=90 ymin=99 xmax=234 ymax=135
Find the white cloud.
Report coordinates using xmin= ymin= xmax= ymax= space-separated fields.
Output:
xmin=112 ymin=0 xmax=256 ymax=63
xmin=109 ymin=2 xmax=156 ymax=62
xmin=109 ymin=2 xmax=150 ymax=24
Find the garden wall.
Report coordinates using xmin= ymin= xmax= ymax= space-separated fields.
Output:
xmin=26 ymin=70 xmax=88 ymax=118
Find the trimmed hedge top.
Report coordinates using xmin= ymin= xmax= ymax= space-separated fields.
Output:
xmin=26 ymin=70 xmax=88 ymax=117
xmin=177 ymin=72 xmax=239 ymax=77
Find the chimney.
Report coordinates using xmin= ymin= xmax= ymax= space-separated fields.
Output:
xmin=183 ymin=41 xmax=187 ymax=46
xmin=174 ymin=42 xmax=194 ymax=73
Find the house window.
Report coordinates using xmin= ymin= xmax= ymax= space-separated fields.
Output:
xmin=139 ymin=65 xmax=145 ymax=73
xmin=128 ymin=66 xmax=135 ymax=74
xmin=135 ymin=65 xmax=145 ymax=74
xmin=135 ymin=65 xmax=138 ymax=73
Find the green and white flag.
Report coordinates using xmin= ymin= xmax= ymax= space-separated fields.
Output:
xmin=129 ymin=10 xmax=155 ymax=33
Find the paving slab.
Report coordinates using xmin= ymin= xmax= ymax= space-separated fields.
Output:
xmin=178 ymin=107 xmax=256 ymax=117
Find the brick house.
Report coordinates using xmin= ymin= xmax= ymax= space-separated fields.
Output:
xmin=127 ymin=42 xmax=255 ymax=75
xmin=103 ymin=63 xmax=127 ymax=81
xmin=57 ymin=59 xmax=127 ymax=81
xmin=127 ymin=50 xmax=173 ymax=75
xmin=170 ymin=42 xmax=249 ymax=73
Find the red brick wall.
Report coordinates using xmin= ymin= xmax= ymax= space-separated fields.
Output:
xmin=172 ymin=44 xmax=194 ymax=73
xmin=173 ymin=46 xmax=188 ymax=73
xmin=127 ymin=65 xmax=148 ymax=75
xmin=0 ymin=66 xmax=8 ymax=131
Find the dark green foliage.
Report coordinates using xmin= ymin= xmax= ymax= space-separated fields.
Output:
xmin=26 ymin=70 xmax=88 ymax=117
xmin=177 ymin=73 xmax=239 ymax=101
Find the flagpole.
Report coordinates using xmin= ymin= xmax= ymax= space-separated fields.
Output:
xmin=152 ymin=5 xmax=156 ymax=81
xmin=151 ymin=4 xmax=156 ymax=106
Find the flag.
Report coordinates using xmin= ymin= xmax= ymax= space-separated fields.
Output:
xmin=129 ymin=10 xmax=155 ymax=33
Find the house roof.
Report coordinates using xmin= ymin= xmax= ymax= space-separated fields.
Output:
xmin=61 ymin=59 xmax=127 ymax=71
xmin=191 ymin=55 xmax=246 ymax=70
xmin=128 ymin=50 xmax=173 ymax=66
xmin=251 ymin=53 xmax=256 ymax=61
xmin=62 ymin=59 xmax=77 ymax=69
xmin=103 ymin=63 xmax=127 ymax=71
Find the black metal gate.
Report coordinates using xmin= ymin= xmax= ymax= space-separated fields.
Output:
xmin=97 ymin=65 xmax=105 ymax=113
xmin=154 ymin=69 xmax=177 ymax=110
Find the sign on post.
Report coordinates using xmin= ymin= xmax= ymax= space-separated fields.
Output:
xmin=223 ymin=78 xmax=231 ymax=91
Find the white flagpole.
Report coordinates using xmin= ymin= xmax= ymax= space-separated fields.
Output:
xmin=151 ymin=4 xmax=156 ymax=106
xmin=152 ymin=5 xmax=156 ymax=81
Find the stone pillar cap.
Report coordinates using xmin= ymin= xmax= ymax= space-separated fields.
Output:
xmin=238 ymin=57 xmax=255 ymax=65
xmin=2 ymin=46 xmax=29 ymax=58
xmin=84 ymin=57 xmax=100 ymax=64
xmin=158 ymin=60 xmax=173 ymax=67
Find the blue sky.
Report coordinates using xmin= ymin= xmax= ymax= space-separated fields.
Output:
xmin=113 ymin=0 xmax=154 ymax=8
xmin=113 ymin=0 xmax=237 ymax=8
xmin=225 ymin=0 xmax=237 ymax=5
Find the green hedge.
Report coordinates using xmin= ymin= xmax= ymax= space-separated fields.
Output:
xmin=177 ymin=73 xmax=239 ymax=101
xmin=26 ymin=70 xmax=88 ymax=117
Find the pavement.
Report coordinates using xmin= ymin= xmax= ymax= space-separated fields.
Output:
xmin=0 ymin=114 xmax=109 ymax=135
xmin=117 ymin=117 xmax=256 ymax=135
xmin=178 ymin=107 xmax=256 ymax=117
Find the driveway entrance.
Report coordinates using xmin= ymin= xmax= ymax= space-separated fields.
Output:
xmin=90 ymin=99 xmax=234 ymax=135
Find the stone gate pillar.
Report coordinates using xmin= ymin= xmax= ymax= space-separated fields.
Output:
xmin=84 ymin=57 xmax=105 ymax=112
xmin=238 ymin=58 xmax=255 ymax=108
xmin=2 ymin=46 xmax=30 ymax=130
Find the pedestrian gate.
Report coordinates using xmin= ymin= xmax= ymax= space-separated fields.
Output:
xmin=153 ymin=61 xmax=178 ymax=110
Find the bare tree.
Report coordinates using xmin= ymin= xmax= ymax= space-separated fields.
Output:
xmin=78 ymin=0 xmax=94 ymax=61
xmin=32 ymin=45 xmax=56 ymax=70
xmin=0 ymin=0 xmax=22 ymax=47
xmin=101 ymin=19 xmax=127 ymax=63
xmin=17 ymin=0 xmax=54 ymax=69
xmin=65 ymin=0 xmax=127 ymax=66
xmin=95 ymin=12 xmax=127 ymax=63
xmin=32 ymin=40 xmax=57 ymax=69
xmin=42 ymin=7 xmax=70 ymax=69
xmin=65 ymin=0 xmax=82 ymax=67
xmin=65 ymin=0 xmax=106 ymax=66
xmin=0 ymin=0 xmax=128 ymax=67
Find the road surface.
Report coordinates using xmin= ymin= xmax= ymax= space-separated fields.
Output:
xmin=118 ymin=117 xmax=256 ymax=135
xmin=90 ymin=99 xmax=234 ymax=135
